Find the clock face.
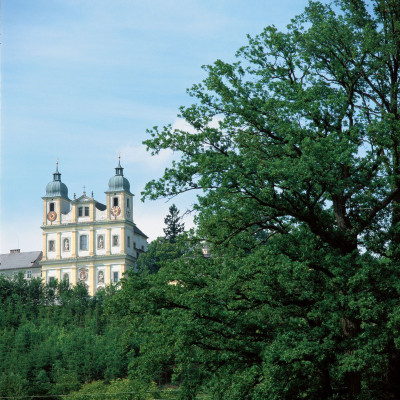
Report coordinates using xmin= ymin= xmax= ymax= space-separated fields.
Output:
xmin=111 ymin=206 xmax=121 ymax=217
xmin=47 ymin=211 xmax=57 ymax=222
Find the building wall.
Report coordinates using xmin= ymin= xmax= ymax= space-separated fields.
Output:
xmin=0 ymin=268 xmax=42 ymax=280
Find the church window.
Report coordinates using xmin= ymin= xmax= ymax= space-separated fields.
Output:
xmin=113 ymin=271 xmax=119 ymax=283
xmin=49 ymin=277 xmax=55 ymax=283
xmin=112 ymin=235 xmax=119 ymax=246
xmin=48 ymin=240 xmax=55 ymax=252
xmin=113 ymin=197 xmax=119 ymax=207
xmin=78 ymin=207 xmax=83 ymax=217
xmin=84 ymin=207 xmax=89 ymax=216
xmin=49 ymin=203 xmax=55 ymax=212
xmin=27 ymin=270 xmax=32 ymax=279
xmin=127 ymin=236 xmax=131 ymax=248
xmin=127 ymin=198 xmax=130 ymax=208
xmin=80 ymin=235 xmax=88 ymax=250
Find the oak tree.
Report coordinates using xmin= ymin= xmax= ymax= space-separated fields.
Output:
xmin=127 ymin=1 xmax=400 ymax=398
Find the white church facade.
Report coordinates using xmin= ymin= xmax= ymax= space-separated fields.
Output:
xmin=40 ymin=159 xmax=148 ymax=295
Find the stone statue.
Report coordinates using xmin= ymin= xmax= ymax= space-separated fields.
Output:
xmin=98 ymin=270 xmax=104 ymax=284
xmin=64 ymin=238 xmax=70 ymax=251
xmin=98 ymin=235 xmax=104 ymax=249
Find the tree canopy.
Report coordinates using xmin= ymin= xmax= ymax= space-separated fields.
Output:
xmin=122 ymin=0 xmax=400 ymax=398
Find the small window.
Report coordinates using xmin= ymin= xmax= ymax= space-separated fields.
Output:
xmin=49 ymin=277 xmax=55 ymax=283
xmin=112 ymin=235 xmax=119 ymax=246
xmin=113 ymin=271 xmax=119 ymax=283
xmin=113 ymin=197 xmax=119 ymax=207
xmin=141 ymin=245 xmax=144 ymax=250
xmin=49 ymin=203 xmax=55 ymax=212
xmin=127 ymin=236 xmax=131 ymax=248
xmin=63 ymin=273 xmax=69 ymax=283
xmin=127 ymin=198 xmax=130 ymax=208
xmin=80 ymin=235 xmax=88 ymax=250
xmin=48 ymin=240 xmax=55 ymax=252
xmin=27 ymin=270 xmax=32 ymax=279
xmin=78 ymin=207 xmax=83 ymax=217
xmin=84 ymin=206 xmax=89 ymax=216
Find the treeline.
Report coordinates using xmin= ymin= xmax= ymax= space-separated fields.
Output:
xmin=0 ymin=275 xmax=134 ymax=398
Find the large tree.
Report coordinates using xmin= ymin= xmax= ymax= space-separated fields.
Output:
xmin=124 ymin=1 xmax=400 ymax=398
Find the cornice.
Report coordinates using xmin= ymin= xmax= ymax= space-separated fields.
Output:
xmin=41 ymin=219 xmax=136 ymax=230
xmin=41 ymin=253 xmax=136 ymax=266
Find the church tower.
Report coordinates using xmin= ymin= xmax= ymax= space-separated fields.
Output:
xmin=41 ymin=160 xmax=148 ymax=295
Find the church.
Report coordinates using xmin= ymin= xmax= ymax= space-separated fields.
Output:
xmin=40 ymin=158 xmax=148 ymax=295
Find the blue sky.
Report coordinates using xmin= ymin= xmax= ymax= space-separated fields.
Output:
xmin=1 ymin=0 xmax=310 ymax=253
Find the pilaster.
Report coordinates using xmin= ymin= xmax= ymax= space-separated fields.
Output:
xmin=90 ymin=203 xmax=95 ymax=222
xmin=71 ymin=266 xmax=77 ymax=286
xmin=56 ymin=232 xmax=61 ymax=260
xmin=121 ymin=226 xmax=126 ymax=254
xmin=89 ymin=229 xmax=95 ymax=256
xmin=42 ymin=233 xmax=47 ymax=261
xmin=106 ymin=228 xmax=111 ymax=255
xmin=43 ymin=201 xmax=47 ymax=225
xmin=88 ymin=264 xmax=95 ymax=296
xmin=71 ymin=231 xmax=77 ymax=257
xmin=72 ymin=203 xmax=77 ymax=222
xmin=120 ymin=193 xmax=125 ymax=221
xmin=56 ymin=199 xmax=61 ymax=224
xmin=106 ymin=195 xmax=111 ymax=221
xmin=105 ymin=265 xmax=111 ymax=285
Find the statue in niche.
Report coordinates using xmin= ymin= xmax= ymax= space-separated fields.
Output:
xmin=49 ymin=241 xmax=55 ymax=252
xmin=112 ymin=235 xmax=119 ymax=246
xmin=63 ymin=273 xmax=69 ymax=283
xmin=79 ymin=268 xmax=88 ymax=281
xmin=98 ymin=270 xmax=104 ymax=284
xmin=98 ymin=235 xmax=104 ymax=249
xmin=64 ymin=238 xmax=70 ymax=251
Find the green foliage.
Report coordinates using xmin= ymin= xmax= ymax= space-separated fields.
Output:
xmin=0 ymin=277 xmax=133 ymax=398
xmin=136 ymin=236 xmax=189 ymax=274
xmin=122 ymin=0 xmax=400 ymax=398
xmin=164 ymin=204 xmax=185 ymax=243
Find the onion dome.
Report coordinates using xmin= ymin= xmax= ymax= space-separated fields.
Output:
xmin=107 ymin=157 xmax=131 ymax=192
xmin=44 ymin=162 xmax=69 ymax=199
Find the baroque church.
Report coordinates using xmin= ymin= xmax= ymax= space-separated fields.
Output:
xmin=39 ymin=158 xmax=148 ymax=295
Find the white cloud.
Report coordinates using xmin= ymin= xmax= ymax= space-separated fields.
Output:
xmin=120 ymin=144 xmax=173 ymax=171
xmin=171 ymin=118 xmax=199 ymax=134
xmin=171 ymin=115 xmax=224 ymax=134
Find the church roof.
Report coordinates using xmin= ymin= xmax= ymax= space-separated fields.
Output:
xmin=106 ymin=158 xmax=131 ymax=193
xmin=134 ymin=225 xmax=148 ymax=239
xmin=44 ymin=163 xmax=69 ymax=200
xmin=0 ymin=251 xmax=42 ymax=271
